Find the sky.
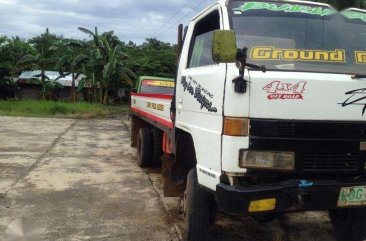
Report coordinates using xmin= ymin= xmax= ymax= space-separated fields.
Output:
xmin=0 ymin=0 xmax=215 ymax=44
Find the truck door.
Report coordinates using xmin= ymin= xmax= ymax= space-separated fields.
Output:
xmin=175 ymin=6 xmax=226 ymax=190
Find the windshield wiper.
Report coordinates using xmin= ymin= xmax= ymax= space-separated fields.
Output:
xmin=352 ymin=74 xmax=366 ymax=79
xmin=236 ymin=47 xmax=266 ymax=72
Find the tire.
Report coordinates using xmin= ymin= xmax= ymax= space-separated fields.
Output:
xmin=152 ymin=128 xmax=163 ymax=167
xmin=136 ymin=128 xmax=153 ymax=167
xmin=329 ymin=208 xmax=366 ymax=241
xmin=130 ymin=118 xmax=137 ymax=147
xmin=184 ymin=168 xmax=214 ymax=241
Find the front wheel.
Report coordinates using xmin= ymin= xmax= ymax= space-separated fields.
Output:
xmin=184 ymin=168 xmax=215 ymax=241
xmin=329 ymin=208 xmax=366 ymax=241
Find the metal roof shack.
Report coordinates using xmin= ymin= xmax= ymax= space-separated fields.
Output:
xmin=15 ymin=70 xmax=86 ymax=101
xmin=16 ymin=70 xmax=85 ymax=87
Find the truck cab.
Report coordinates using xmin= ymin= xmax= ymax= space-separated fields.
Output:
xmin=131 ymin=1 xmax=366 ymax=240
xmin=176 ymin=0 xmax=366 ymax=240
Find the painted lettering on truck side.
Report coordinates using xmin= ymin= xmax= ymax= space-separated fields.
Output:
xmin=147 ymin=102 xmax=164 ymax=111
xmin=181 ymin=76 xmax=218 ymax=113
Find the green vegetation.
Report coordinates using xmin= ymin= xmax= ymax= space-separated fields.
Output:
xmin=0 ymin=28 xmax=176 ymax=103
xmin=0 ymin=100 xmax=128 ymax=118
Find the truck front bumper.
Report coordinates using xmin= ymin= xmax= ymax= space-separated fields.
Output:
xmin=216 ymin=179 xmax=366 ymax=215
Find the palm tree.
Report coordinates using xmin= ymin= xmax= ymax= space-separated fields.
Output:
xmin=0 ymin=37 xmax=36 ymax=82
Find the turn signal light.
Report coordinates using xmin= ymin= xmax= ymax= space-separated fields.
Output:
xmin=361 ymin=142 xmax=366 ymax=151
xmin=223 ymin=117 xmax=249 ymax=136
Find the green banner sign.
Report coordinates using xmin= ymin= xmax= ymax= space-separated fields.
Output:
xmin=233 ymin=2 xmax=336 ymax=16
xmin=342 ymin=10 xmax=366 ymax=23
xmin=233 ymin=2 xmax=366 ymax=23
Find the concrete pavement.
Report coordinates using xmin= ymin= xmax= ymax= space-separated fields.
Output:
xmin=0 ymin=116 xmax=178 ymax=241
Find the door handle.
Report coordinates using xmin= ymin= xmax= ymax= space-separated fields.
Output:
xmin=177 ymin=97 xmax=183 ymax=110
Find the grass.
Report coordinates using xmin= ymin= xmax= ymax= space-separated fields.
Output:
xmin=0 ymin=100 xmax=129 ymax=118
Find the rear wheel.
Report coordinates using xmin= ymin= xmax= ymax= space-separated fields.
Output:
xmin=329 ymin=208 xmax=366 ymax=241
xmin=184 ymin=168 xmax=215 ymax=241
xmin=136 ymin=128 xmax=152 ymax=167
xmin=152 ymin=128 xmax=163 ymax=167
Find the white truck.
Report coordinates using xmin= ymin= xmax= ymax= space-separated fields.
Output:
xmin=131 ymin=1 xmax=366 ymax=240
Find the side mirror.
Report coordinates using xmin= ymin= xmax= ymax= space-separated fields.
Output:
xmin=212 ymin=30 xmax=237 ymax=63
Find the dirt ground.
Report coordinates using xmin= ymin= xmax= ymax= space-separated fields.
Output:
xmin=0 ymin=116 xmax=336 ymax=241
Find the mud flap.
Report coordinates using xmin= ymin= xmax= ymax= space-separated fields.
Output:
xmin=162 ymin=154 xmax=186 ymax=197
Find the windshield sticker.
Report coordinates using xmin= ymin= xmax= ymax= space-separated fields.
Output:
xmin=233 ymin=2 xmax=335 ymax=16
xmin=355 ymin=51 xmax=366 ymax=64
xmin=263 ymin=81 xmax=307 ymax=100
xmin=342 ymin=10 xmax=366 ymax=23
xmin=180 ymin=76 xmax=217 ymax=112
xmin=251 ymin=46 xmax=346 ymax=63
xmin=142 ymin=80 xmax=175 ymax=88
xmin=340 ymin=88 xmax=366 ymax=116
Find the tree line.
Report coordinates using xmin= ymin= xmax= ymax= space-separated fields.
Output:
xmin=0 ymin=28 xmax=177 ymax=103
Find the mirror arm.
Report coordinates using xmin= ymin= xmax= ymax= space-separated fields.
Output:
xmin=232 ymin=47 xmax=250 ymax=94
xmin=237 ymin=47 xmax=266 ymax=73
xmin=246 ymin=63 xmax=266 ymax=73
xmin=236 ymin=47 xmax=247 ymax=78
xmin=232 ymin=47 xmax=266 ymax=94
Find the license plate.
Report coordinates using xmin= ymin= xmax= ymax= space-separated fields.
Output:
xmin=337 ymin=186 xmax=366 ymax=207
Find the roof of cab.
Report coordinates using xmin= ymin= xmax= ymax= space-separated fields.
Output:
xmin=348 ymin=7 xmax=366 ymax=13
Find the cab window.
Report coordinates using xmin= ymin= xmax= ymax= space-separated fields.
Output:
xmin=140 ymin=80 xmax=174 ymax=94
xmin=188 ymin=10 xmax=221 ymax=68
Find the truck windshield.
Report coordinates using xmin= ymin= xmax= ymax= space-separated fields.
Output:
xmin=230 ymin=1 xmax=366 ymax=75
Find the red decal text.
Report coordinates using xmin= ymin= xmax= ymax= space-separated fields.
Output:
xmin=263 ymin=81 xmax=307 ymax=100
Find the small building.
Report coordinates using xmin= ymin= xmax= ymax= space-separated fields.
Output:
xmin=15 ymin=70 xmax=86 ymax=101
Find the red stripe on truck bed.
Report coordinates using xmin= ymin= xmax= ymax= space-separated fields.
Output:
xmin=131 ymin=92 xmax=173 ymax=100
xmin=131 ymin=106 xmax=173 ymax=129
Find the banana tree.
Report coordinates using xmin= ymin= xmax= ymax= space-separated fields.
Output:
xmin=101 ymin=38 xmax=136 ymax=104
xmin=29 ymin=76 xmax=63 ymax=100
xmin=77 ymin=27 xmax=136 ymax=104
xmin=77 ymin=27 xmax=106 ymax=103
xmin=55 ymin=40 xmax=87 ymax=102
xmin=17 ymin=29 xmax=59 ymax=100
xmin=18 ymin=54 xmax=57 ymax=99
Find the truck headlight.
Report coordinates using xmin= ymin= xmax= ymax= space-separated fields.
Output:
xmin=239 ymin=150 xmax=295 ymax=171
